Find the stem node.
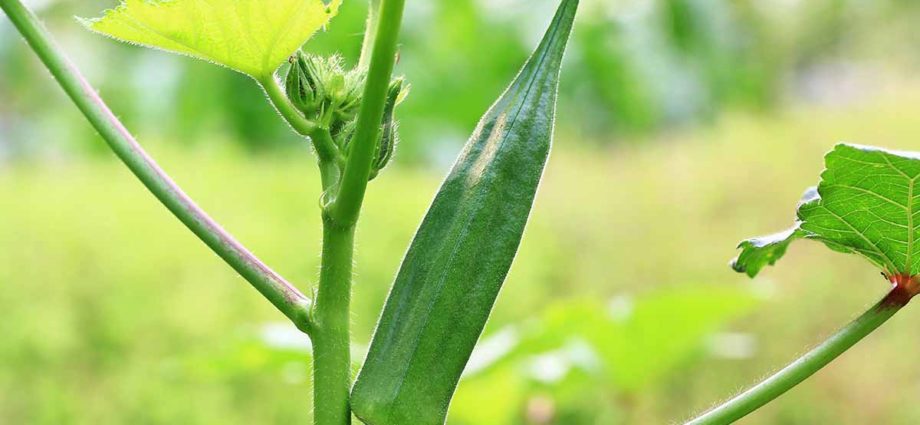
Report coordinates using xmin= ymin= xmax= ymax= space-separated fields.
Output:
xmin=882 ymin=273 xmax=920 ymax=308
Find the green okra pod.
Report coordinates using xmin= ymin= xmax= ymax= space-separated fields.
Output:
xmin=350 ymin=1 xmax=579 ymax=423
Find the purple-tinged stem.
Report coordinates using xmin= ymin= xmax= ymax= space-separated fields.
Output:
xmin=0 ymin=0 xmax=313 ymax=332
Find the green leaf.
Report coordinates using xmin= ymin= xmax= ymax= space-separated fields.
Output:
xmin=732 ymin=143 xmax=920 ymax=278
xmin=81 ymin=0 xmax=341 ymax=78
xmin=731 ymin=224 xmax=806 ymax=278
xmin=350 ymin=1 xmax=579 ymax=424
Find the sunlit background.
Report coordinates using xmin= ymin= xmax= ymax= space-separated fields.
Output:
xmin=2 ymin=0 xmax=920 ymax=423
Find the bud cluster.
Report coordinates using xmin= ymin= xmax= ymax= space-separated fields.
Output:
xmin=285 ymin=50 xmax=407 ymax=180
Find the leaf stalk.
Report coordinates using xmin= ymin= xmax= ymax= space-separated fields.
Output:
xmin=686 ymin=277 xmax=919 ymax=424
xmin=259 ymin=73 xmax=318 ymax=135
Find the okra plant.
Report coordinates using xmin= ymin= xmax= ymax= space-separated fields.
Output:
xmin=1 ymin=0 xmax=576 ymax=423
xmin=2 ymin=0 xmax=915 ymax=423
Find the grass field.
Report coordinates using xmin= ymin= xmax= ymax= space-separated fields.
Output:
xmin=3 ymin=87 xmax=920 ymax=423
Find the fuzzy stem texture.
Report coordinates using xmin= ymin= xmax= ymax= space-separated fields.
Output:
xmin=687 ymin=276 xmax=919 ymax=425
xmin=312 ymin=219 xmax=356 ymax=425
xmin=309 ymin=0 xmax=406 ymax=423
xmin=329 ymin=0 xmax=405 ymax=227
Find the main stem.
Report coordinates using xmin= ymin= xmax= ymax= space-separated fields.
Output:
xmin=313 ymin=219 xmax=355 ymax=425
xmin=687 ymin=277 xmax=919 ymax=425
xmin=330 ymin=0 xmax=405 ymax=226
xmin=308 ymin=0 xmax=405 ymax=421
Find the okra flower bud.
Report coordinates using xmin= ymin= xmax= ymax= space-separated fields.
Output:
xmin=369 ymin=78 xmax=407 ymax=180
xmin=285 ymin=51 xmax=323 ymax=116
xmin=285 ymin=51 xmax=406 ymax=176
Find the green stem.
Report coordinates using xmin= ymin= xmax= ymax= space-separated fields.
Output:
xmin=358 ymin=0 xmax=382 ymax=69
xmin=259 ymin=76 xmax=343 ymax=193
xmin=312 ymin=219 xmax=355 ymax=425
xmin=0 ymin=0 xmax=313 ymax=332
xmin=310 ymin=2 xmax=404 ymax=422
xmin=309 ymin=128 xmax=344 ymax=192
xmin=330 ymin=0 xmax=405 ymax=227
xmin=687 ymin=285 xmax=914 ymax=425
xmin=259 ymin=74 xmax=317 ymax=136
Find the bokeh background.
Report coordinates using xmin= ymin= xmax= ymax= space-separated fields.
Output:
xmin=2 ymin=0 xmax=920 ymax=423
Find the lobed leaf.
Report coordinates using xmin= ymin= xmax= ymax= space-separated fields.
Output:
xmin=81 ymin=0 xmax=341 ymax=78
xmin=733 ymin=144 xmax=920 ymax=278
xmin=350 ymin=1 xmax=579 ymax=424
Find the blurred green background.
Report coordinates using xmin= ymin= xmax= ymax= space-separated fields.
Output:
xmin=3 ymin=0 xmax=920 ymax=423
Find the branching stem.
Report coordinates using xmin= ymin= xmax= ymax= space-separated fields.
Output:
xmin=687 ymin=276 xmax=919 ymax=424
xmin=259 ymin=73 xmax=318 ymax=136
xmin=0 ymin=0 xmax=313 ymax=332
xmin=5 ymin=0 xmax=408 ymax=423
xmin=259 ymin=76 xmax=344 ymax=192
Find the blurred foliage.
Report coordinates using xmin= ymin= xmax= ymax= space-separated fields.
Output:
xmin=1 ymin=0 xmax=920 ymax=162
xmin=451 ymin=286 xmax=758 ymax=424
xmin=4 ymin=0 xmax=920 ymax=424
xmin=3 ymin=86 xmax=920 ymax=422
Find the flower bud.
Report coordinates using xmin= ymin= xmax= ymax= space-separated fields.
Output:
xmin=285 ymin=51 xmax=323 ymax=116
xmin=332 ymin=118 xmax=357 ymax=150
xmin=369 ymin=78 xmax=406 ymax=180
xmin=335 ymin=67 xmax=366 ymax=123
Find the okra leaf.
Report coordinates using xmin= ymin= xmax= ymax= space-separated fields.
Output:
xmin=81 ymin=0 xmax=341 ymax=78
xmin=350 ymin=1 xmax=579 ymax=424
xmin=732 ymin=144 xmax=920 ymax=278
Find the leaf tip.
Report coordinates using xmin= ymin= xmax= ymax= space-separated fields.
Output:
xmin=730 ymin=227 xmax=802 ymax=279
xmin=74 ymin=16 xmax=95 ymax=30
